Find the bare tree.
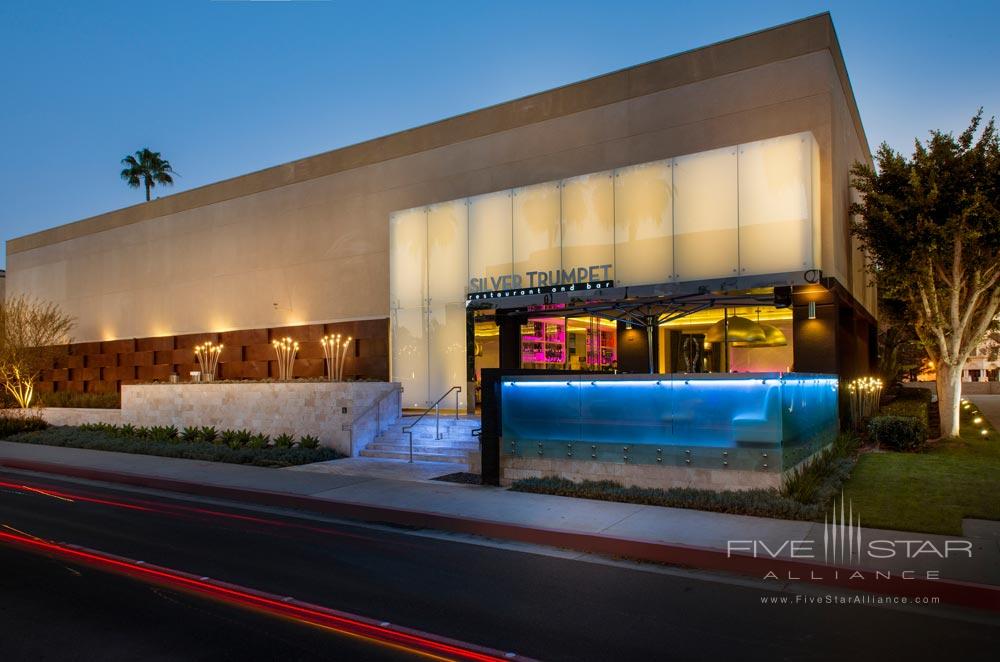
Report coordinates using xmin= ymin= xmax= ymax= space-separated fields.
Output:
xmin=0 ymin=296 xmax=75 ymax=408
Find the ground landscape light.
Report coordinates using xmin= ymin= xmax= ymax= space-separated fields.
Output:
xmin=193 ymin=342 xmax=223 ymax=381
xmin=321 ymin=334 xmax=352 ymax=381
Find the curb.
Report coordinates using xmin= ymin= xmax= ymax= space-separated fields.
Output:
xmin=2 ymin=456 xmax=998 ymax=612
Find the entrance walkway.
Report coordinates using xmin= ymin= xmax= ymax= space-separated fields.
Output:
xmin=287 ymin=456 xmax=467 ymax=482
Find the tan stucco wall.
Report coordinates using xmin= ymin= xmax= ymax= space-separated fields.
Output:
xmin=6 ymin=15 xmax=874 ymax=342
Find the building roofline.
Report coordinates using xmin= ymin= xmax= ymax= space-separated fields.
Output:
xmin=8 ymin=12 xmax=869 ymax=256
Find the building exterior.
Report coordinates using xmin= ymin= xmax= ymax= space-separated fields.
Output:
xmin=6 ymin=13 xmax=876 ymax=408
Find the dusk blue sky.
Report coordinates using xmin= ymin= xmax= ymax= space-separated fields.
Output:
xmin=1 ymin=1 xmax=997 ymax=268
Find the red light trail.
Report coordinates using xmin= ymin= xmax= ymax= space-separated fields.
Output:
xmin=0 ymin=529 xmax=527 ymax=662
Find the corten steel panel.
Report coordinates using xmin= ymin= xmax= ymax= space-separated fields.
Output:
xmin=175 ymin=333 xmax=220 ymax=349
xmin=120 ymin=351 xmax=154 ymax=367
xmin=153 ymin=350 xmax=174 ymax=365
xmin=245 ymin=343 xmax=277 ymax=362
xmin=271 ymin=323 xmax=326 ymax=342
xmin=71 ymin=342 xmax=101 ymax=355
xmin=136 ymin=336 xmax=174 ymax=352
xmin=295 ymin=341 xmax=326 ymax=360
xmin=87 ymin=354 xmax=116 ymax=368
xmin=218 ymin=345 xmax=243 ymax=363
xmin=137 ymin=365 xmax=172 ymax=381
xmin=64 ymin=381 xmax=85 ymax=393
xmin=35 ymin=381 xmax=54 ymax=393
xmin=221 ymin=329 xmax=268 ymax=346
xmin=89 ymin=380 xmax=118 ymax=394
xmin=77 ymin=367 xmax=101 ymax=381
xmin=292 ymin=358 xmax=325 ymax=379
xmin=101 ymin=339 xmax=135 ymax=354
xmin=241 ymin=361 xmax=271 ymax=380
xmin=33 ymin=319 xmax=390 ymax=393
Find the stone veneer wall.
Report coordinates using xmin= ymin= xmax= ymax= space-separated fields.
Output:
xmin=17 ymin=407 xmax=122 ymax=427
xmin=500 ymin=456 xmax=787 ymax=491
xmin=121 ymin=381 xmax=401 ymax=457
xmin=34 ymin=319 xmax=389 ymax=396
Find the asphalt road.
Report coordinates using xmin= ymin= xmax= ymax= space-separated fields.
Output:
xmin=0 ymin=469 xmax=996 ymax=661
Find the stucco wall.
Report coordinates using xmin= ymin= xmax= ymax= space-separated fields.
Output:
xmin=6 ymin=16 xmax=873 ymax=343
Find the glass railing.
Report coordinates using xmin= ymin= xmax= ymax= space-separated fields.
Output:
xmin=500 ymin=373 xmax=838 ymax=472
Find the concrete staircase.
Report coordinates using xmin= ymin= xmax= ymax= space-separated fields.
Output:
xmin=359 ymin=414 xmax=481 ymax=463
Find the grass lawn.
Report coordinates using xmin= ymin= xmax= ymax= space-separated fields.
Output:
xmin=842 ymin=402 xmax=999 ymax=535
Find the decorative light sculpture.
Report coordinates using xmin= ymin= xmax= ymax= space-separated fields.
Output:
xmin=846 ymin=376 xmax=883 ymax=431
xmin=320 ymin=334 xmax=352 ymax=381
xmin=272 ymin=337 xmax=299 ymax=381
xmin=193 ymin=342 xmax=223 ymax=381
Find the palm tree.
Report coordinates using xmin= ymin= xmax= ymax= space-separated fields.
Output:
xmin=120 ymin=148 xmax=177 ymax=201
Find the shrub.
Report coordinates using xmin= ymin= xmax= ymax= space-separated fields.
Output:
xmin=3 ymin=426 xmax=342 ymax=467
xmin=200 ymin=426 xmax=218 ymax=444
xmin=512 ymin=433 xmax=863 ymax=521
xmin=782 ymin=433 xmax=860 ymax=502
xmin=273 ymin=433 xmax=295 ymax=449
xmin=298 ymin=434 xmax=320 ymax=450
xmin=868 ymin=415 xmax=928 ymax=451
xmin=181 ymin=426 xmax=201 ymax=443
xmin=220 ymin=430 xmax=241 ymax=449
xmin=247 ymin=433 xmax=269 ymax=449
xmin=0 ymin=411 xmax=50 ymax=439
xmin=37 ymin=391 xmax=121 ymax=409
xmin=881 ymin=387 xmax=931 ymax=425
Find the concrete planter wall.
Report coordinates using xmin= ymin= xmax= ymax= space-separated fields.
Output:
xmin=121 ymin=381 xmax=401 ymax=456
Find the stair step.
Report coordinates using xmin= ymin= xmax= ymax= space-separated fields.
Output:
xmin=359 ymin=448 xmax=470 ymax=463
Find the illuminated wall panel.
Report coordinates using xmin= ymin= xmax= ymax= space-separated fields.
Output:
xmin=561 ymin=171 xmax=614 ymax=278
xmin=614 ymin=160 xmax=673 ymax=286
xmin=673 ymin=146 xmax=738 ymax=281
xmin=738 ymin=133 xmax=813 ymax=275
xmin=427 ymin=200 xmax=469 ymax=304
xmin=388 ymin=207 xmax=426 ymax=308
xmin=469 ymin=191 xmax=513 ymax=291
xmin=391 ymin=307 xmax=428 ymax=408
xmin=513 ymin=182 xmax=561 ymax=287
xmin=428 ymin=303 xmax=468 ymax=407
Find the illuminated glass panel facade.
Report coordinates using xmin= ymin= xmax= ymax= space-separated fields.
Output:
xmin=390 ymin=131 xmax=817 ymax=406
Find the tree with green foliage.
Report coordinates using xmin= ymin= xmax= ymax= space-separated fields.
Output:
xmin=851 ymin=112 xmax=1000 ymax=437
xmin=120 ymin=148 xmax=176 ymax=201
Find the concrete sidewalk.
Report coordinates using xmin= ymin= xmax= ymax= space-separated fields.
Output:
xmin=1 ymin=440 xmax=998 ymax=606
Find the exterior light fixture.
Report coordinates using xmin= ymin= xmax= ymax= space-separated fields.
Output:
xmin=807 ymin=301 xmax=817 ymax=319
xmin=193 ymin=342 xmax=223 ymax=381
xmin=981 ymin=429 xmax=989 ymax=437
xmin=846 ymin=376 xmax=883 ymax=431
xmin=320 ymin=334 xmax=352 ymax=381
xmin=272 ymin=337 xmax=299 ymax=380
xmin=974 ymin=417 xmax=983 ymax=424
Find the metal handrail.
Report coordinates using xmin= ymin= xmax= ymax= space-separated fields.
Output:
xmin=402 ymin=385 xmax=462 ymax=463
xmin=345 ymin=383 xmax=402 ymax=456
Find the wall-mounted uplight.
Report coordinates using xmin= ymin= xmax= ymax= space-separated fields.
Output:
xmin=807 ymin=301 xmax=817 ymax=320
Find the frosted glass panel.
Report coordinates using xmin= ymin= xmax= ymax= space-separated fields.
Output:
xmin=673 ymin=147 xmax=738 ymax=281
xmin=739 ymin=133 xmax=813 ymax=275
xmin=614 ymin=160 xmax=672 ymax=286
xmin=389 ymin=208 xmax=426 ymax=308
xmin=427 ymin=200 xmax=468 ymax=303
xmin=468 ymin=191 xmax=512 ymax=293
xmin=392 ymin=307 xmax=428 ymax=408
xmin=562 ymin=171 xmax=614 ymax=280
xmin=428 ymin=303 xmax=467 ymax=406
xmin=513 ymin=182 xmax=560 ymax=288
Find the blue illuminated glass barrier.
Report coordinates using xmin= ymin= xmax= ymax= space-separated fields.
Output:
xmin=500 ymin=373 xmax=838 ymax=472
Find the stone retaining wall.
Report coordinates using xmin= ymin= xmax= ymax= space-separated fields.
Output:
xmin=21 ymin=407 xmax=122 ymax=427
xmin=121 ymin=381 xmax=401 ymax=456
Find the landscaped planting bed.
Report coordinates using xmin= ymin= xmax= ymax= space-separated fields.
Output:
xmin=0 ymin=416 xmax=341 ymax=467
